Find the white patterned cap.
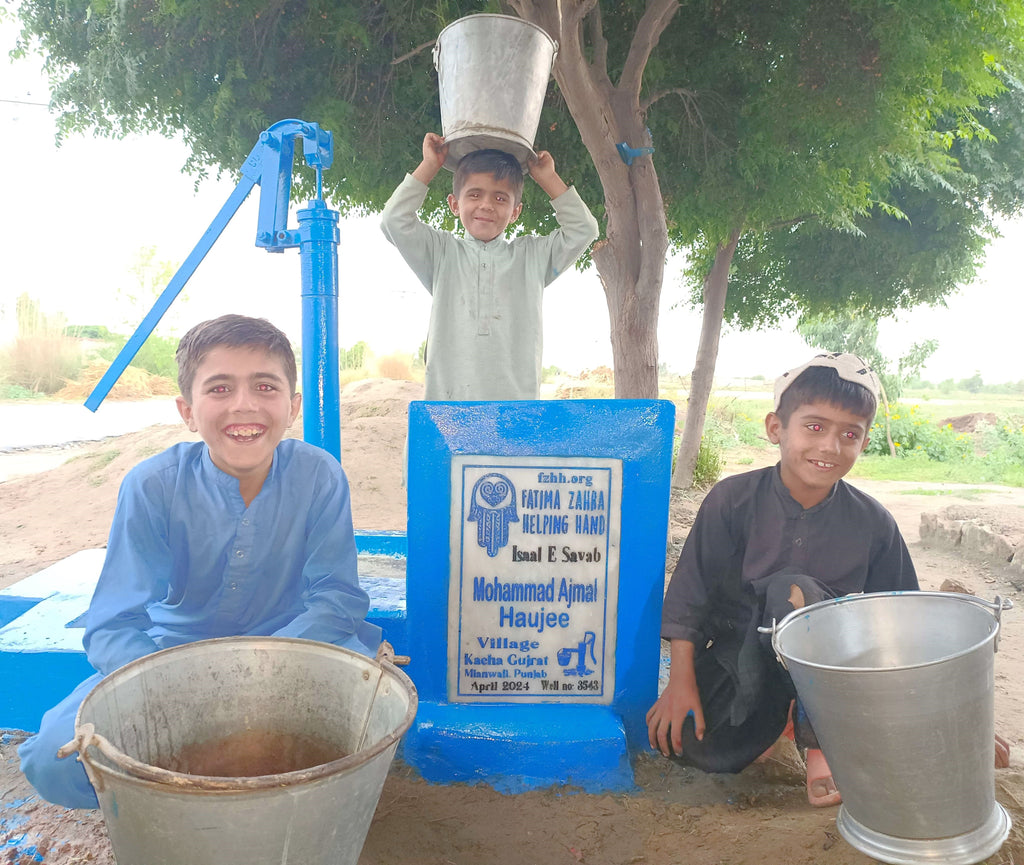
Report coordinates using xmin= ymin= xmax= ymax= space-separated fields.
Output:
xmin=774 ymin=353 xmax=881 ymax=411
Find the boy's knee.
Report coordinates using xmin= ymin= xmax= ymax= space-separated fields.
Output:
xmin=18 ymin=672 xmax=105 ymax=810
xmin=18 ymin=732 xmax=99 ymax=810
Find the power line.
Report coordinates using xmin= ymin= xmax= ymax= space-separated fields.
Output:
xmin=0 ymin=97 xmax=50 ymax=107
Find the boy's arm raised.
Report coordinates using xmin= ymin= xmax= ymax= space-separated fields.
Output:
xmin=381 ymin=131 xmax=453 ymax=290
xmin=528 ymin=151 xmax=569 ymax=199
xmin=412 ymin=132 xmax=448 ymax=186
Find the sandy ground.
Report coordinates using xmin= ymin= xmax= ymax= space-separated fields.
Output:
xmin=2 ymin=379 xmax=1024 ymax=864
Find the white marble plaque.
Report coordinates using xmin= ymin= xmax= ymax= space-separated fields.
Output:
xmin=448 ymin=455 xmax=622 ymax=703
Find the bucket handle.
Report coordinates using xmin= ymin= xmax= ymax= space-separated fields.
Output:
xmin=376 ymin=640 xmax=410 ymax=666
xmin=757 ymin=593 xmax=1014 ymax=668
xmin=758 ymin=618 xmax=787 ymax=670
xmin=57 ymin=722 xmax=117 ymax=793
xmin=432 ymin=27 xmax=559 ymax=71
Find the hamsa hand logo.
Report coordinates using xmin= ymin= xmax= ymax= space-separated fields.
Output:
xmin=467 ymin=473 xmax=519 ymax=557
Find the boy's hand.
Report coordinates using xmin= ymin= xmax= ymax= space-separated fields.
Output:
xmin=528 ymin=150 xmax=569 ymax=199
xmin=646 ymin=677 xmax=705 ymax=758
xmin=412 ymin=132 xmax=448 ymax=185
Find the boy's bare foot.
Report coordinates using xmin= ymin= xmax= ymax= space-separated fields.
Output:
xmin=996 ymin=733 xmax=1010 ymax=768
xmin=805 ymin=748 xmax=842 ymax=807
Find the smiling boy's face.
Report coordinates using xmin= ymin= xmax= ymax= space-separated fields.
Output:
xmin=176 ymin=345 xmax=301 ymax=498
xmin=447 ymin=171 xmax=523 ymax=242
xmin=765 ymin=400 xmax=871 ymax=509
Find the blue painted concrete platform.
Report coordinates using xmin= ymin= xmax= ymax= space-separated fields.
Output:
xmin=0 ymin=533 xmax=409 ymax=734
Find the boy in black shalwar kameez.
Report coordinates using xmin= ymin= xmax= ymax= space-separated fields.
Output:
xmin=647 ymin=353 xmax=917 ymax=806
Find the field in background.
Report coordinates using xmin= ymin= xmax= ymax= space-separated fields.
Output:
xmin=3 ymin=334 xmax=1023 ymax=488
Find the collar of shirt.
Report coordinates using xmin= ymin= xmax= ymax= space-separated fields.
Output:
xmin=199 ymin=442 xmax=282 ymax=501
xmin=770 ymin=462 xmax=839 ymax=516
xmin=460 ymin=232 xmax=509 ymax=250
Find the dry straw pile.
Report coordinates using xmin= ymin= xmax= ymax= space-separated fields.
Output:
xmin=54 ymin=360 xmax=178 ymax=401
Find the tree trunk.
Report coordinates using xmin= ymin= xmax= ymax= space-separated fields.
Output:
xmin=510 ymin=0 xmax=677 ymax=399
xmin=671 ymin=226 xmax=742 ymax=488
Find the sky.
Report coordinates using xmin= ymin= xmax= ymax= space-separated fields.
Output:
xmin=2 ymin=13 xmax=1023 ymax=385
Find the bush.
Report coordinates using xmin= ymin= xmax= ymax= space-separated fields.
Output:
xmin=680 ymin=414 xmax=726 ymax=489
xmin=979 ymin=417 xmax=1024 ymax=474
xmin=0 ymin=335 xmax=85 ymax=394
xmin=97 ymin=334 xmax=179 ymax=379
xmin=0 ymin=383 xmax=45 ymax=400
xmin=866 ymin=404 xmax=973 ymax=462
xmin=692 ymin=433 xmax=724 ymax=488
xmin=375 ymin=354 xmax=414 ymax=380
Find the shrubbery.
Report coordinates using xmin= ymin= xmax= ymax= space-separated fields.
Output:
xmin=866 ymin=404 xmax=973 ymax=462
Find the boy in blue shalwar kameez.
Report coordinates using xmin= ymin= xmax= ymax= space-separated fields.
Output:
xmin=19 ymin=314 xmax=381 ymax=809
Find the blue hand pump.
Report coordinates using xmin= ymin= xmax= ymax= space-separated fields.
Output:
xmin=83 ymin=119 xmax=343 ymax=460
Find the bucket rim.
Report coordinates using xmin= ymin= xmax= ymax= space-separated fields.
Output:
xmin=73 ymin=636 xmax=419 ymax=793
xmin=772 ymin=590 xmax=1002 ymax=674
xmin=436 ymin=13 xmax=557 ymax=48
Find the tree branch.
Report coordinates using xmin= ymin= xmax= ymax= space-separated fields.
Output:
xmin=641 ymin=86 xmax=697 ymax=114
xmin=391 ymin=40 xmax=435 ymax=66
xmin=619 ymin=0 xmax=679 ymax=99
xmin=764 ymin=214 xmax=815 ymax=231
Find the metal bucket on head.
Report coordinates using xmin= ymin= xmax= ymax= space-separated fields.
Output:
xmin=769 ymin=591 xmax=1011 ymax=865
xmin=433 ymin=14 xmax=557 ymax=170
xmin=64 ymin=637 xmax=417 ymax=865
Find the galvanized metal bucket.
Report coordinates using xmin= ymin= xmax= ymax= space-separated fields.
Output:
xmin=769 ymin=591 xmax=1012 ymax=865
xmin=433 ymin=14 xmax=557 ymax=170
xmin=65 ymin=637 xmax=417 ymax=865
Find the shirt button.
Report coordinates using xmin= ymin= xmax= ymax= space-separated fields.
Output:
xmin=231 ymin=582 xmax=238 ymax=590
xmin=235 ymin=549 xmax=245 ymax=558
xmin=241 ymin=518 xmax=250 ymax=526
xmin=794 ymin=538 xmax=804 ymax=547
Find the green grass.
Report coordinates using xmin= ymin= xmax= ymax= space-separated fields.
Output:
xmin=899 ymin=390 xmax=1024 ymax=417
xmin=893 ymin=487 xmax=990 ymax=499
xmin=848 ymin=453 xmax=1024 ymax=487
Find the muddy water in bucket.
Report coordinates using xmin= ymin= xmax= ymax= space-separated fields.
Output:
xmin=434 ymin=14 xmax=557 ymax=170
xmin=66 ymin=637 xmax=417 ymax=865
xmin=771 ymin=591 xmax=1011 ymax=865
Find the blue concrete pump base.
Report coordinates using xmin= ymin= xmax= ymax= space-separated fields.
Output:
xmin=403 ymin=703 xmax=634 ymax=793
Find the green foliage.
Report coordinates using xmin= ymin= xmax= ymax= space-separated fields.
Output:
xmin=684 ymin=72 xmax=1024 ymax=329
xmin=340 ymin=341 xmax=368 ymax=371
xmin=65 ymin=325 xmax=112 ymax=339
xmin=980 ymin=418 xmax=1024 ymax=468
xmin=703 ymin=398 xmax=766 ymax=448
xmin=959 ymin=372 xmax=984 ymax=394
xmin=98 ymin=334 xmax=179 ymax=379
xmin=0 ymin=383 xmax=46 ymax=400
xmin=852 ymin=451 xmax=1024 ymax=486
xmin=692 ymin=432 xmax=724 ymax=490
xmin=866 ymin=404 xmax=974 ymax=461
xmin=796 ymin=310 xmax=937 ymax=401
xmin=17 ymin=1 xmax=1024 ymax=248
xmin=15 ymin=0 xmax=1024 ymax=407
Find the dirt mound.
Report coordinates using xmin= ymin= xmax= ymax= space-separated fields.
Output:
xmin=940 ymin=411 xmax=999 ymax=432
xmin=340 ymin=377 xmax=423 ymax=420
